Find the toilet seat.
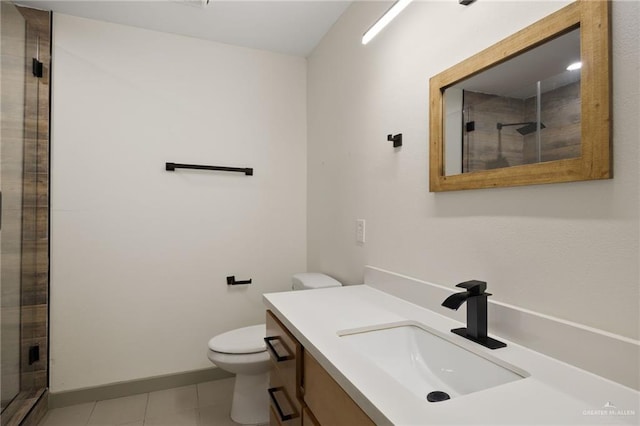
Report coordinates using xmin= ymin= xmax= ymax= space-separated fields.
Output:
xmin=208 ymin=324 xmax=266 ymax=354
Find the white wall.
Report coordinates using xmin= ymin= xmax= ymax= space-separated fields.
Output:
xmin=308 ymin=1 xmax=639 ymax=340
xmin=50 ymin=14 xmax=307 ymax=392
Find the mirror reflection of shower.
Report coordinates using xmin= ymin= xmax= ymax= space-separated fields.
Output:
xmin=496 ymin=121 xmax=546 ymax=136
xmin=443 ymin=28 xmax=582 ymax=176
xmin=495 ymin=119 xmax=546 ymax=167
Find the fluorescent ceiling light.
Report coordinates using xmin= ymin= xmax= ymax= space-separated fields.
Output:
xmin=566 ymin=61 xmax=582 ymax=71
xmin=362 ymin=0 xmax=413 ymax=45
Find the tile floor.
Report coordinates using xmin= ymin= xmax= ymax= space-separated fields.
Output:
xmin=38 ymin=378 xmax=263 ymax=426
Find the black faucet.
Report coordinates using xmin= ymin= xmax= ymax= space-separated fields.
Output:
xmin=441 ymin=280 xmax=506 ymax=349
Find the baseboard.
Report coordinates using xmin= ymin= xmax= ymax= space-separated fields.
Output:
xmin=48 ymin=368 xmax=233 ymax=409
xmin=364 ymin=265 xmax=640 ymax=390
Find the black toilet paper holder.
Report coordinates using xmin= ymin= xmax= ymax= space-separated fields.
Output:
xmin=227 ymin=276 xmax=252 ymax=285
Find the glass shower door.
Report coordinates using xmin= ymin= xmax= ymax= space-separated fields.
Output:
xmin=1 ymin=5 xmax=50 ymax=422
xmin=1 ymin=1 xmax=27 ymax=411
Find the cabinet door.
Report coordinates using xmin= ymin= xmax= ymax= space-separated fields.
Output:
xmin=270 ymin=405 xmax=281 ymax=426
xmin=302 ymin=407 xmax=320 ymax=426
xmin=268 ymin=363 xmax=301 ymax=426
xmin=303 ymin=351 xmax=375 ymax=426
xmin=267 ymin=310 xmax=302 ymax=425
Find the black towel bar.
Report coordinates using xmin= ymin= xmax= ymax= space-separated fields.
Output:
xmin=166 ymin=162 xmax=253 ymax=176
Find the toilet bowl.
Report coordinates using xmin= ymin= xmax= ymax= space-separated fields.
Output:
xmin=207 ymin=324 xmax=270 ymax=424
xmin=207 ymin=273 xmax=342 ymax=425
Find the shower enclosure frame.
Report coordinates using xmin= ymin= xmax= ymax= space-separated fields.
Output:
xmin=1 ymin=4 xmax=51 ymax=425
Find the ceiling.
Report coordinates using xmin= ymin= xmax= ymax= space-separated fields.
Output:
xmin=451 ymin=28 xmax=581 ymax=99
xmin=15 ymin=0 xmax=353 ymax=57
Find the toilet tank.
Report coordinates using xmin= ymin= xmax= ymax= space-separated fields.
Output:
xmin=292 ymin=273 xmax=342 ymax=290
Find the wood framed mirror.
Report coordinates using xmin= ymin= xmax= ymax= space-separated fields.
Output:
xmin=429 ymin=0 xmax=611 ymax=192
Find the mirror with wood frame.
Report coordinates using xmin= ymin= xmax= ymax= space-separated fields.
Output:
xmin=429 ymin=0 xmax=611 ymax=192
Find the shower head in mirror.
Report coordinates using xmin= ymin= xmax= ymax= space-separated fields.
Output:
xmin=496 ymin=121 xmax=546 ymax=136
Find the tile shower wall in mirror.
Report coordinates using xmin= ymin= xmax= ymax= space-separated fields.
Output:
xmin=461 ymin=79 xmax=580 ymax=173
xmin=444 ymin=28 xmax=581 ymax=176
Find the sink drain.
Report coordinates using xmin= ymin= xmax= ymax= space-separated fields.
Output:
xmin=426 ymin=391 xmax=450 ymax=402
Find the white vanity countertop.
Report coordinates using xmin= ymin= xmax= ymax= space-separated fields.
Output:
xmin=263 ymin=285 xmax=639 ymax=425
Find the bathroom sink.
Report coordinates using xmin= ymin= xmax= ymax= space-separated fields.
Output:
xmin=339 ymin=322 xmax=527 ymax=401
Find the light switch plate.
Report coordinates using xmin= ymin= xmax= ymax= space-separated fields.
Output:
xmin=356 ymin=219 xmax=366 ymax=244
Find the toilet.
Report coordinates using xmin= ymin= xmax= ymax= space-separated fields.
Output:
xmin=206 ymin=273 xmax=342 ymax=425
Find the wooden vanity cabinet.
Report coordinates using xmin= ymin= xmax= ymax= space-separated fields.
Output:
xmin=266 ymin=310 xmax=303 ymax=425
xmin=302 ymin=407 xmax=320 ymax=426
xmin=303 ymin=351 xmax=375 ymax=426
xmin=266 ymin=310 xmax=375 ymax=426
